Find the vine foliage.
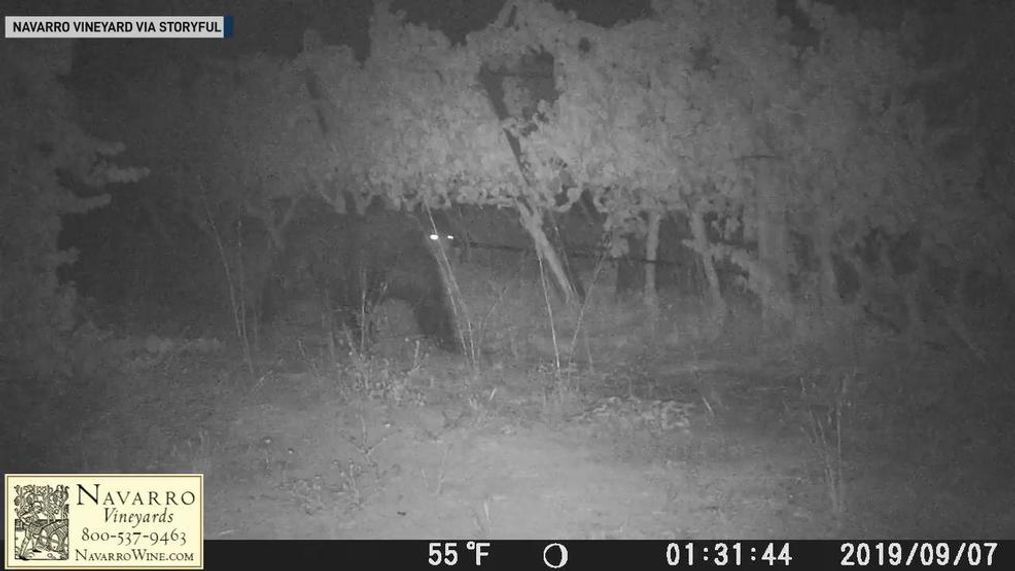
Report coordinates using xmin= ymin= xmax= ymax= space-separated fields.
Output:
xmin=134 ymin=0 xmax=1002 ymax=343
xmin=1 ymin=41 xmax=148 ymax=377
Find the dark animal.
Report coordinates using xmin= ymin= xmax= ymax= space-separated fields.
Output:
xmin=262 ymin=200 xmax=459 ymax=352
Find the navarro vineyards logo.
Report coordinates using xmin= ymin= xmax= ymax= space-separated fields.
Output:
xmin=5 ymin=474 xmax=203 ymax=569
xmin=13 ymin=484 xmax=71 ymax=561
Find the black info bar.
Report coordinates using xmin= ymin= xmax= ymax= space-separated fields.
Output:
xmin=201 ymin=540 xmax=1008 ymax=570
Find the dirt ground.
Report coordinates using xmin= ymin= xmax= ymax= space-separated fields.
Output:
xmin=4 ymin=322 xmax=1013 ymax=540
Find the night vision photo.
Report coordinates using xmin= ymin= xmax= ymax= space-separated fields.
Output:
xmin=2 ymin=0 xmax=1014 ymax=540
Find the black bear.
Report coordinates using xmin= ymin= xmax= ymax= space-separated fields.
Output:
xmin=262 ymin=198 xmax=459 ymax=352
